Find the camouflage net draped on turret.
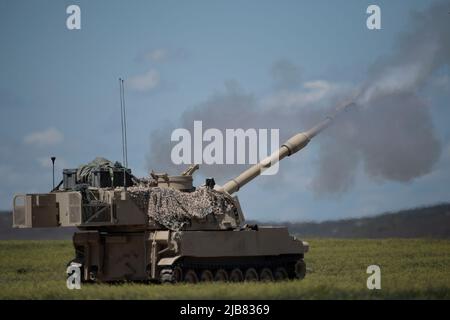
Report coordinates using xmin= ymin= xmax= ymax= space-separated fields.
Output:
xmin=127 ymin=186 xmax=237 ymax=230
xmin=76 ymin=157 xmax=125 ymax=183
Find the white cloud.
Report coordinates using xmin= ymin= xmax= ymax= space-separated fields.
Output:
xmin=303 ymin=80 xmax=332 ymax=91
xmin=23 ymin=128 xmax=64 ymax=147
xmin=261 ymin=80 xmax=342 ymax=110
xmin=128 ymin=69 xmax=160 ymax=92
xmin=140 ymin=48 xmax=187 ymax=63
xmin=144 ymin=49 xmax=168 ymax=62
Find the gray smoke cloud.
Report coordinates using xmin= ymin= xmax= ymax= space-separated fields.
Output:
xmin=146 ymin=81 xmax=311 ymax=179
xmin=313 ymin=92 xmax=441 ymax=193
xmin=312 ymin=1 xmax=448 ymax=193
xmin=147 ymin=1 xmax=448 ymax=193
xmin=357 ymin=1 xmax=450 ymax=105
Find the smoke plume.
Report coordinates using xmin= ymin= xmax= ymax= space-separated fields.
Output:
xmin=312 ymin=1 xmax=448 ymax=193
xmin=147 ymin=1 xmax=448 ymax=193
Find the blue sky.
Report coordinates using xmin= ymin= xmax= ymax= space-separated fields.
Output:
xmin=0 ymin=0 xmax=449 ymax=221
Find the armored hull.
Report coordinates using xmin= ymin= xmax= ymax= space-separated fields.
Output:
xmin=71 ymin=227 xmax=308 ymax=283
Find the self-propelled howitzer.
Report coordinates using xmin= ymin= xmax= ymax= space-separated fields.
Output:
xmin=12 ymin=103 xmax=353 ymax=283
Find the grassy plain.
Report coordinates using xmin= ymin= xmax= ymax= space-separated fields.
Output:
xmin=0 ymin=239 xmax=449 ymax=299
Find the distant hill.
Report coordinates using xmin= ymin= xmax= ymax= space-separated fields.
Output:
xmin=281 ymin=203 xmax=450 ymax=238
xmin=1 ymin=203 xmax=450 ymax=240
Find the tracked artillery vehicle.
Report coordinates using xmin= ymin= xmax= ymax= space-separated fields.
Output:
xmin=12 ymin=103 xmax=353 ymax=283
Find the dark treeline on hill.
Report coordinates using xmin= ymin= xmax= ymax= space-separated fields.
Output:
xmin=281 ymin=203 xmax=450 ymax=238
xmin=1 ymin=203 xmax=450 ymax=240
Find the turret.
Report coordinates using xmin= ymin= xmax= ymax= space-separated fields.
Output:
xmin=217 ymin=102 xmax=355 ymax=195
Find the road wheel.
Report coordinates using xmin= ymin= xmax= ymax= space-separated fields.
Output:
xmin=184 ymin=269 xmax=198 ymax=283
xmin=229 ymin=268 xmax=244 ymax=282
xmin=244 ymin=268 xmax=259 ymax=281
xmin=274 ymin=267 xmax=288 ymax=281
xmin=159 ymin=268 xmax=172 ymax=283
xmin=259 ymin=268 xmax=274 ymax=282
xmin=160 ymin=266 xmax=183 ymax=283
xmin=214 ymin=269 xmax=228 ymax=282
xmin=172 ymin=267 xmax=183 ymax=283
xmin=295 ymin=260 xmax=306 ymax=280
xmin=200 ymin=270 xmax=214 ymax=282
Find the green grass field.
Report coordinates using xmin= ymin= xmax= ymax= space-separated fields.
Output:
xmin=0 ymin=239 xmax=449 ymax=299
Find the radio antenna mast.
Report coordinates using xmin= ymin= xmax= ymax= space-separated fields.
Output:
xmin=119 ymin=78 xmax=128 ymax=189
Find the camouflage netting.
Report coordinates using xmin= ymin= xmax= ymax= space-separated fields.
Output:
xmin=77 ymin=157 xmax=124 ymax=183
xmin=127 ymin=186 xmax=237 ymax=230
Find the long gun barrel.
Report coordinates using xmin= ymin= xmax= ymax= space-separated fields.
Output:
xmin=219 ymin=102 xmax=355 ymax=195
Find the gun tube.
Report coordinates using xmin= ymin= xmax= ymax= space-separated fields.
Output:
xmin=220 ymin=102 xmax=355 ymax=195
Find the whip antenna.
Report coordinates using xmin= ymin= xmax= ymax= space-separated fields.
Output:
xmin=122 ymin=79 xmax=128 ymax=169
xmin=119 ymin=78 xmax=128 ymax=189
